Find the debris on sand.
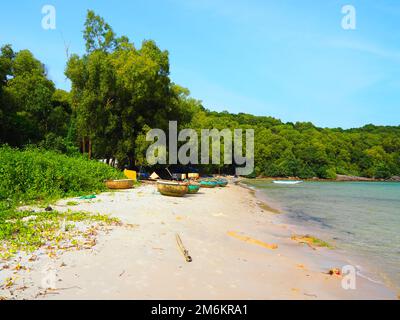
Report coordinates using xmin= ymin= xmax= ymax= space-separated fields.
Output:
xmin=176 ymin=234 xmax=192 ymax=263
xmin=227 ymin=231 xmax=278 ymax=250
xmin=327 ymin=268 xmax=342 ymax=277
xmin=291 ymin=235 xmax=333 ymax=249
xmin=79 ymin=195 xmax=97 ymax=200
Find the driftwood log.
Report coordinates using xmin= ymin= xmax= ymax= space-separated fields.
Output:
xmin=176 ymin=234 xmax=192 ymax=263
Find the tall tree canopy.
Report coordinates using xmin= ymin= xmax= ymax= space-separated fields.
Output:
xmin=66 ymin=10 xmax=191 ymax=167
xmin=0 ymin=45 xmax=72 ymax=148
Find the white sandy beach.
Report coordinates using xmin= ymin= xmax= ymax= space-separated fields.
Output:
xmin=0 ymin=181 xmax=397 ymax=300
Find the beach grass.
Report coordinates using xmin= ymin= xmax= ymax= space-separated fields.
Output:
xmin=0 ymin=209 xmax=121 ymax=260
xmin=66 ymin=201 xmax=79 ymax=206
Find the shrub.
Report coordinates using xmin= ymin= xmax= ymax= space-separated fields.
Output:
xmin=325 ymin=167 xmax=337 ymax=180
xmin=0 ymin=146 xmax=124 ymax=208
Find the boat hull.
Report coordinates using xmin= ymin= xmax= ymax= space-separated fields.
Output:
xmin=199 ymin=181 xmax=217 ymax=188
xmin=188 ymin=184 xmax=200 ymax=194
xmin=215 ymin=179 xmax=228 ymax=187
xmin=272 ymin=181 xmax=303 ymax=185
xmin=157 ymin=181 xmax=188 ymax=197
xmin=105 ymin=179 xmax=134 ymax=189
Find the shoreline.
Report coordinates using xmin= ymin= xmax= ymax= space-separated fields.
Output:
xmin=0 ymin=180 xmax=397 ymax=300
xmin=251 ymin=176 xmax=400 ymax=183
xmin=242 ymin=179 xmax=399 ymax=294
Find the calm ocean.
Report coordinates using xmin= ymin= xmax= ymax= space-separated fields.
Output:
xmin=243 ymin=180 xmax=400 ymax=289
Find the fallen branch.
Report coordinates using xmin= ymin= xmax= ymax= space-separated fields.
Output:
xmin=176 ymin=234 xmax=192 ymax=263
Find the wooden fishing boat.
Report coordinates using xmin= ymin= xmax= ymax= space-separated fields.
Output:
xmin=105 ymin=179 xmax=134 ymax=189
xmin=157 ymin=180 xmax=188 ymax=197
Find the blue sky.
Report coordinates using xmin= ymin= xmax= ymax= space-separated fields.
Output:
xmin=1 ymin=0 xmax=399 ymax=128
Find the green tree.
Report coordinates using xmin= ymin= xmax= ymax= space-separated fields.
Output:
xmin=83 ymin=10 xmax=117 ymax=53
xmin=0 ymin=45 xmax=15 ymax=143
xmin=1 ymin=48 xmax=59 ymax=146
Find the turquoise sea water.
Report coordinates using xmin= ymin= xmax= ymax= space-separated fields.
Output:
xmin=244 ymin=180 xmax=400 ymax=289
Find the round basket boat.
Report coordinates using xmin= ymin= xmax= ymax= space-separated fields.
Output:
xmin=188 ymin=184 xmax=201 ymax=194
xmin=215 ymin=178 xmax=228 ymax=187
xmin=157 ymin=181 xmax=188 ymax=197
xmin=105 ymin=179 xmax=134 ymax=190
xmin=199 ymin=180 xmax=218 ymax=188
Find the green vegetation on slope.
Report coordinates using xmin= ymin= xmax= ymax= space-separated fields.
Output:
xmin=0 ymin=146 xmax=124 ymax=214
xmin=190 ymin=112 xmax=400 ymax=179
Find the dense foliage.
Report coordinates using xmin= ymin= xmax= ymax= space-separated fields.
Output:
xmin=190 ymin=112 xmax=400 ymax=179
xmin=1 ymin=10 xmax=399 ymax=180
xmin=0 ymin=45 xmax=74 ymax=152
xmin=65 ymin=11 xmax=197 ymax=166
xmin=0 ymin=146 xmax=123 ymax=211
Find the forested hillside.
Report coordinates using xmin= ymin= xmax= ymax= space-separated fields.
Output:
xmin=1 ymin=11 xmax=399 ymax=179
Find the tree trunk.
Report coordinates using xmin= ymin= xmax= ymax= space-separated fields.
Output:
xmin=88 ymin=138 xmax=92 ymax=160
xmin=128 ymin=155 xmax=134 ymax=170
xmin=82 ymin=137 xmax=86 ymax=154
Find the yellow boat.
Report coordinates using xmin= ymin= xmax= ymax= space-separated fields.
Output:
xmin=157 ymin=181 xmax=188 ymax=197
xmin=123 ymin=169 xmax=137 ymax=181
